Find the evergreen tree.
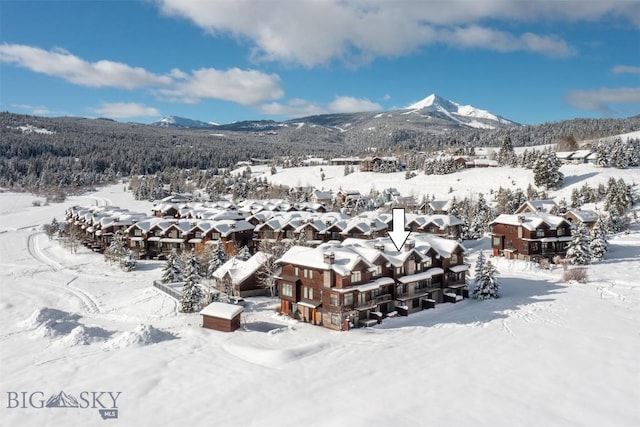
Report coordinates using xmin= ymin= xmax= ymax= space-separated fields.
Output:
xmin=120 ymin=249 xmax=138 ymax=272
xmin=565 ymin=223 xmax=591 ymax=265
xmin=236 ymin=245 xmax=251 ymax=261
xmin=162 ymin=248 xmax=185 ymax=283
xmin=533 ymin=149 xmax=563 ymax=190
xmin=180 ymin=251 xmax=204 ymax=313
xmin=590 ymin=216 xmax=608 ymax=262
xmin=472 ymin=252 xmax=500 ymax=300
xmin=45 ymin=217 xmax=59 ymax=240
xmin=104 ymin=231 xmax=127 ymax=265
xmin=206 ymin=243 xmax=227 ymax=278
xmin=497 ymin=134 xmax=516 ymax=166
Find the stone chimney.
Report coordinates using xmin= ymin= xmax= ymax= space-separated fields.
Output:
xmin=404 ymin=239 xmax=415 ymax=252
xmin=323 ymin=251 xmax=335 ymax=264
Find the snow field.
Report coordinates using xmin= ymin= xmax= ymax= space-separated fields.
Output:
xmin=0 ymin=168 xmax=639 ymax=426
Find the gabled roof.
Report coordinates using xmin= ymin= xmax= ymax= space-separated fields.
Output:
xmin=565 ymin=209 xmax=599 ymax=223
xmin=490 ymin=212 xmax=570 ymax=231
xmin=515 ymin=199 xmax=557 ymax=214
xmin=277 ymin=244 xmax=374 ymax=277
xmin=212 ymin=252 xmax=270 ymax=284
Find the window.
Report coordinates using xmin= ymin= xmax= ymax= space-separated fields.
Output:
xmin=412 ymin=298 xmax=420 ymax=308
xmin=211 ymin=233 xmax=220 ymax=240
xmin=303 ymin=269 xmax=312 ymax=279
xmin=358 ymin=293 xmax=366 ymax=306
xmin=195 ymin=231 xmax=203 ymax=238
xmin=451 ymin=254 xmax=458 ymax=264
xmin=492 ymin=236 xmax=501 ymax=246
xmin=351 ymin=271 xmax=362 ymax=283
xmin=344 ymin=293 xmax=353 ymax=306
xmin=330 ymin=294 xmax=338 ymax=306
xmin=506 ymin=239 xmax=513 ymax=249
xmin=303 ymin=287 xmax=314 ymax=300
xmin=424 ymin=257 xmax=432 ymax=268
xmin=282 ymin=283 xmax=293 ymax=297
xmin=169 ymin=230 xmax=177 ymax=238
xmin=396 ymin=267 xmax=403 ymax=275
xmin=557 ymin=228 xmax=565 ymax=236
xmin=294 ymin=267 xmax=299 ymax=276
xmin=531 ymin=242 xmax=539 ymax=251
xmin=372 ymin=265 xmax=382 ymax=277
xmin=537 ymin=229 xmax=545 ymax=237
xmin=134 ymin=229 xmax=142 ymax=237
xmin=522 ymin=242 xmax=529 ymax=252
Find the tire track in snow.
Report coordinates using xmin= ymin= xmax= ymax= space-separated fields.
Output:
xmin=27 ymin=231 xmax=102 ymax=314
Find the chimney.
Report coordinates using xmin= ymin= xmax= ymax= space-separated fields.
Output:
xmin=323 ymin=251 xmax=335 ymax=264
xmin=404 ymin=239 xmax=415 ymax=252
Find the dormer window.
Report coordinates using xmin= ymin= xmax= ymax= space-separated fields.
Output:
xmin=372 ymin=266 xmax=382 ymax=277
xmin=451 ymin=254 xmax=458 ymax=264
xmin=424 ymin=257 xmax=432 ymax=268
xmin=134 ymin=229 xmax=141 ymax=237
xmin=537 ymin=229 xmax=545 ymax=237
xmin=557 ymin=228 xmax=564 ymax=236
xmin=351 ymin=271 xmax=362 ymax=283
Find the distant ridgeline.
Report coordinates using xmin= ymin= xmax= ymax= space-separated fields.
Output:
xmin=0 ymin=111 xmax=638 ymax=192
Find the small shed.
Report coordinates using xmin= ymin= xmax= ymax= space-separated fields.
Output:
xmin=200 ymin=302 xmax=243 ymax=332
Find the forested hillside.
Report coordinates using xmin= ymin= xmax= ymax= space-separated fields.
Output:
xmin=1 ymin=111 xmax=638 ymax=194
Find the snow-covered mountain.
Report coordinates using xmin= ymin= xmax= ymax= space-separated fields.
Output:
xmin=152 ymin=116 xmax=216 ymax=129
xmin=404 ymin=93 xmax=517 ymax=129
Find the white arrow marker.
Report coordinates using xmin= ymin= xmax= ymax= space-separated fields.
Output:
xmin=388 ymin=208 xmax=411 ymax=251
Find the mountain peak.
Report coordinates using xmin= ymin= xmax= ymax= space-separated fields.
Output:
xmin=152 ymin=116 xmax=215 ymax=129
xmin=404 ymin=93 xmax=516 ymax=128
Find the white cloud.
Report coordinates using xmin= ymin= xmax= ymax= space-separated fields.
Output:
xmin=0 ymin=43 xmax=171 ymax=89
xmin=328 ymin=96 xmax=381 ymax=113
xmin=155 ymin=0 xmax=638 ymax=66
xmin=0 ymin=43 xmax=284 ymax=105
xmin=258 ymin=96 xmax=381 ymax=117
xmin=89 ymin=102 xmax=161 ymax=118
xmin=156 ymin=67 xmax=283 ymax=105
xmin=612 ymin=65 xmax=640 ymax=75
xmin=565 ymin=87 xmax=640 ymax=112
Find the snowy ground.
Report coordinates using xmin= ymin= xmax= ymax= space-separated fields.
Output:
xmin=1 ymin=167 xmax=639 ymax=426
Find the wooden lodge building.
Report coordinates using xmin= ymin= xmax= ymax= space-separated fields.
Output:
xmin=276 ymin=235 xmax=468 ymax=331
xmin=489 ymin=212 xmax=574 ymax=262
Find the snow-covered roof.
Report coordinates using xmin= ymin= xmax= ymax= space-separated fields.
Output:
xmin=515 ymin=199 xmax=557 ymax=214
xmin=490 ymin=212 xmax=569 ymax=231
xmin=566 ymin=209 xmax=599 ymax=223
xmin=200 ymin=302 xmax=243 ymax=320
xmin=398 ymin=268 xmax=445 ymax=284
xmin=212 ymin=252 xmax=270 ymax=284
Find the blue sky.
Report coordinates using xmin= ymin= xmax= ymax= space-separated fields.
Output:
xmin=1 ymin=0 xmax=639 ymax=125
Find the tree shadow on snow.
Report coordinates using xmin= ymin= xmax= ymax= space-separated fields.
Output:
xmin=374 ymin=277 xmax=566 ymax=330
xmin=562 ymin=172 xmax=599 ymax=188
xmin=599 ymin=241 xmax=640 ymax=263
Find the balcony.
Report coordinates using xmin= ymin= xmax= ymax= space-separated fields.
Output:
xmin=374 ymin=293 xmax=392 ymax=304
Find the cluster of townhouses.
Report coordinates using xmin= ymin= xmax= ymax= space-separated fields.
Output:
xmin=276 ymin=235 xmax=468 ymax=330
xmin=64 ymin=193 xmax=598 ymax=330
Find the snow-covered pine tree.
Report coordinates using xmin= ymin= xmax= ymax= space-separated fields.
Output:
xmin=468 ymin=193 xmax=493 ymax=239
xmin=205 ymin=243 xmax=227 ymax=278
xmin=565 ymin=222 xmax=591 ymax=265
xmin=162 ymin=248 xmax=185 ymax=283
xmin=497 ymin=134 xmax=516 ymax=166
xmin=104 ymin=231 xmax=127 ymax=264
xmin=120 ymin=249 xmax=138 ymax=272
xmin=472 ymin=253 xmax=500 ymax=300
xmin=533 ymin=149 xmax=563 ymax=190
xmin=590 ymin=216 xmax=608 ymax=262
xmin=180 ymin=251 xmax=204 ymax=313
xmin=236 ymin=245 xmax=251 ymax=261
